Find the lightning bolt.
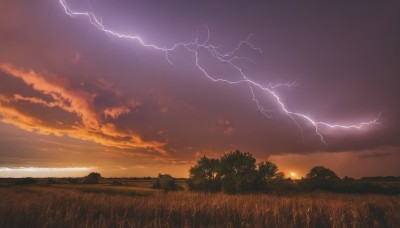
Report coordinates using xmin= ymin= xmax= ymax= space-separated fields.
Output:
xmin=59 ymin=0 xmax=381 ymax=145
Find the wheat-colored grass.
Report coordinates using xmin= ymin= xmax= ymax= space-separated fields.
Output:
xmin=0 ymin=186 xmax=399 ymax=227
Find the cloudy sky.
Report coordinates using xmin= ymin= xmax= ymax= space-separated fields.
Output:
xmin=1 ymin=0 xmax=399 ymax=178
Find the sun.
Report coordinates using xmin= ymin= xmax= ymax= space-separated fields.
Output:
xmin=290 ymin=171 xmax=297 ymax=178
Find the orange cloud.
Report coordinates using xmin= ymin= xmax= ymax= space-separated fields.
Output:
xmin=104 ymin=106 xmax=130 ymax=119
xmin=13 ymin=94 xmax=58 ymax=108
xmin=0 ymin=63 xmax=98 ymax=128
xmin=0 ymin=63 xmax=167 ymax=155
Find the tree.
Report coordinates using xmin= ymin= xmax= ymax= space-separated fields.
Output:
xmin=84 ymin=172 xmax=101 ymax=184
xmin=219 ymin=150 xmax=257 ymax=193
xmin=187 ymin=156 xmax=221 ymax=191
xmin=269 ymin=172 xmax=296 ymax=192
xmin=187 ymin=151 xmax=295 ymax=193
xmin=255 ymin=161 xmax=279 ymax=191
xmin=302 ymin=166 xmax=340 ymax=190
xmin=153 ymin=174 xmax=179 ymax=192
xmin=258 ymin=161 xmax=278 ymax=180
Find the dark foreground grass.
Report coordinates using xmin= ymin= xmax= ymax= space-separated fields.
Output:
xmin=52 ymin=184 xmax=156 ymax=196
xmin=0 ymin=186 xmax=399 ymax=227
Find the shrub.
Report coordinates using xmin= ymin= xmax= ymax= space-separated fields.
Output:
xmin=47 ymin=178 xmax=58 ymax=184
xmin=83 ymin=172 xmax=101 ymax=184
xmin=15 ymin=177 xmax=37 ymax=185
xmin=153 ymin=174 xmax=180 ymax=192
xmin=67 ymin=178 xmax=79 ymax=184
xmin=334 ymin=180 xmax=400 ymax=195
xmin=300 ymin=166 xmax=340 ymax=191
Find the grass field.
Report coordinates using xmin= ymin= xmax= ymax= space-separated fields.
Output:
xmin=0 ymin=184 xmax=399 ymax=227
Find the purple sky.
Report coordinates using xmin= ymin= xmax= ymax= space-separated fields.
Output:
xmin=0 ymin=0 xmax=399 ymax=178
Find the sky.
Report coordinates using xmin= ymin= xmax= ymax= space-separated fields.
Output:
xmin=0 ymin=0 xmax=399 ymax=178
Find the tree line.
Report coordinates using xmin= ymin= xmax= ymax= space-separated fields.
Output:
xmin=186 ymin=150 xmax=400 ymax=194
xmin=11 ymin=150 xmax=400 ymax=194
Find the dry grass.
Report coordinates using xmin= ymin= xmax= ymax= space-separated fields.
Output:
xmin=0 ymin=186 xmax=399 ymax=227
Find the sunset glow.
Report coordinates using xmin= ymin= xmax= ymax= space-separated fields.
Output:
xmin=0 ymin=167 xmax=96 ymax=178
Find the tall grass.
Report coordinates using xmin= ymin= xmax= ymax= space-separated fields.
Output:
xmin=0 ymin=186 xmax=399 ymax=227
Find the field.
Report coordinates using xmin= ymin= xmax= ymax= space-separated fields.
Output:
xmin=0 ymin=181 xmax=399 ymax=227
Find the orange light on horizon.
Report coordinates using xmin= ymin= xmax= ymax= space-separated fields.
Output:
xmin=290 ymin=171 xmax=299 ymax=179
xmin=0 ymin=167 xmax=97 ymax=178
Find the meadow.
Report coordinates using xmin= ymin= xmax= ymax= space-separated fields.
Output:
xmin=0 ymin=182 xmax=399 ymax=227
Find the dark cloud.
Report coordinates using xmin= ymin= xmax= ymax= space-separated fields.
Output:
xmin=1 ymin=0 xmax=400 ymax=177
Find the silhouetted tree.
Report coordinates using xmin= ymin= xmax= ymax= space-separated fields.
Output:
xmin=188 ymin=151 xmax=376 ymax=194
xmin=219 ymin=150 xmax=257 ymax=193
xmin=255 ymin=161 xmax=278 ymax=191
xmin=187 ymin=151 xmax=294 ymax=193
xmin=84 ymin=172 xmax=101 ymax=184
xmin=258 ymin=161 xmax=278 ymax=179
xmin=187 ymin=156 xmax=221 ymax=191
xmin=301 ymin=166 xmax=340 ymax=190
xmin=269 ymin=172 xmax=297 ymax=192
xmin=153 ymin=174 xmax=179 ymax=192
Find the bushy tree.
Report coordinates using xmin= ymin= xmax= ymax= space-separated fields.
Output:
xmin=255 ymin=161 xmax=278 ymax=191
xmin=188 ymin=151 xmax=289 ymax=193
xmin=301 ymin=166 xmax=340 ymax=190
xmin=153 ymin=174 xmax=179 ymax=192
xmin=84 ymin=172 xmax=101 ymax=184
xmin=187 ymin=156 xmax=221 ymax=191
xmin=258 ymin=161 xmax=278 ymax=179
xmin=219 ymin=150 xmax=257 ymax=193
